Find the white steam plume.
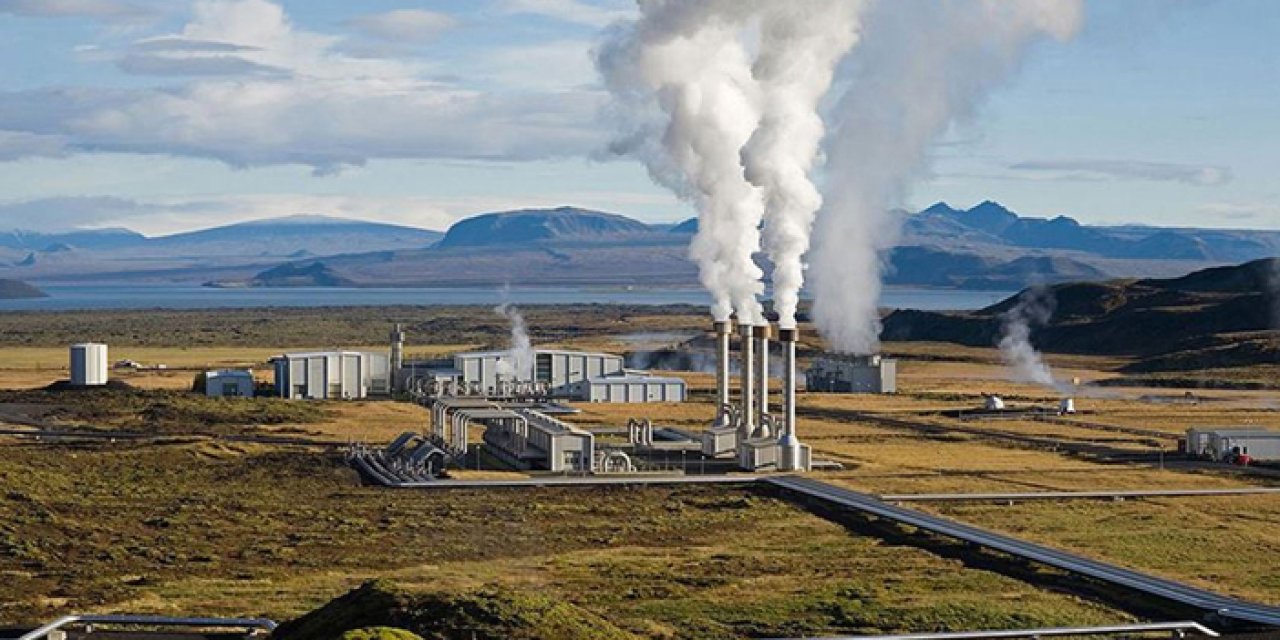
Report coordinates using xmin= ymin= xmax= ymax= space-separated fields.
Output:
xmin=998 ymin=286 xmax=1057 ymax=387
xmin=741 ymin=0 xmax=866 ymax=329
xmin=494 ymin=301 xmax=535 ymax=381
xmin=809 ymin=0 xmax=1085 ymax=353
xmin=596 ymin=1 xmax=767 ymax=324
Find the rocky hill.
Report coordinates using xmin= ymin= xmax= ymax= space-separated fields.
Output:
xmin=233 ymin=261 xmax=356 ymax=288
xmin=0 ymin=279 xmax=46 ymax=299
xmin=881 ymin=258 xmax=1280 ymax=364
xmin=437 ymin=206 xmax=653 ymax=248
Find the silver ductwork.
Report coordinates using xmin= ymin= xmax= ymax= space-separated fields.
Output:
xmin=739 ymin=323 xmax=755 ymax=440
xmin=778 ymin=327 xmax=802 ymax=471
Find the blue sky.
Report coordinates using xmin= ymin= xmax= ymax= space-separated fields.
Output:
xmin=0 ymin=0 xmax=1276 ymax=235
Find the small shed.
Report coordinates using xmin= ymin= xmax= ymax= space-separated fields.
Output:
xmin=204 ymin=369 xmax=255 ymax=398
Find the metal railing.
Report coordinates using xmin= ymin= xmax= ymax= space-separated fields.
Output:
xmin=12 ymin=614 xmax=277 ymax=640
xmin=768 ymin=621 xmax=1220 ymax=640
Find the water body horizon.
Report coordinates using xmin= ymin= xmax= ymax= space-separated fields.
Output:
xmin=0 ymin=284 xmax=1014 ymax=312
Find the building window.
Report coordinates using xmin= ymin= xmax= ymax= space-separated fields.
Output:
xmin=535 ymin=353 xmax=552 ymax=383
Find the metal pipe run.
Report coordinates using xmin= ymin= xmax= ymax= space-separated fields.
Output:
xmin=777 ymin=327 xmax=801 ymax=471
xmin=16 ymin=615 xmax=278 ymax=640
xmin=739 ymin=323 xmax=755 ymax=439
xmin=765 ymin=621 xmax=1220 ymax=640
xmin=754 ymin=324 xmax=770 ymax=430
xmin=714 ymin=319 xmax=732 ymax=425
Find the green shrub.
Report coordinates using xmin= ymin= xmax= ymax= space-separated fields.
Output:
xmin=339 ymin=627 xmax=423 ymax=640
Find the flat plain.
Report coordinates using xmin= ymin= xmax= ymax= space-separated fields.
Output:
xmin=0 ymin=305 xmax=1277 ymax=637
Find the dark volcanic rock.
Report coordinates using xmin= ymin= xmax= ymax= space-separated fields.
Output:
xmin=243 ymin=261 xmax=357 ymax=287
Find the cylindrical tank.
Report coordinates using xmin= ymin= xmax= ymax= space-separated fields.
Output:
xmin=69 ymin=343 xmax=108 ymax=386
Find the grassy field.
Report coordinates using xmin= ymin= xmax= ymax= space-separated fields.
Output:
xmin=929 ymin=496 xmax=1280 ymax=606
xmin=0 ymin=305 xmax=708 ymax=349
xmin=0 ymin=441 xmax=1129 ymax=637
xmin=3 ymin=306 xmax=1280 ymax=636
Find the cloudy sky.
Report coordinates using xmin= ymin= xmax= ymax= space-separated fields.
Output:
xmin=0 ymin=0 xmax=1276 ymax=236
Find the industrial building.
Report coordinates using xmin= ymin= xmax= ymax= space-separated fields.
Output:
xmin=573 ymin=374 xmax=686 ymax=403
xmin=806 ymin=353 xmax=898 ymax=393
xmin=410 ymin=347 xmax=683 ymax=403
xmin=1186 ymin=427 xmax=1280 ymax=463
xmin=272 ymin=351 xmax=391 ymax=400
xmin=203 ymin=369 xmax=255 ymax=398
xmin=453 ymin=348 xmax=624 ymax=395
xmin=69 ymin=343 xmax=108 ymax=387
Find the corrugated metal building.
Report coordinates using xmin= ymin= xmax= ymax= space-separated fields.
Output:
xmin=272 ymin=351 xmax=391 ymax=399
xmin=205 ymin=369 xmax=255 ymax=398
xmin=575 ymin=374 xmax=686 ymax=403
xmin=452 ymin=349 xmax=625 ymax=396
xmin=69 ymin=343 xmax=108 ymax=386
xmin=806 ymin=354 xmax=897 ymax=394
xmin=1186 ymin=427 xmax=1280 ymax=462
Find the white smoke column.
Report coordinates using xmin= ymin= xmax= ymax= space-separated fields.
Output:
xmin=494 ymin=301 xmax=535 ymax=381
xmin=741 ymin=0 xmax=866 ymax=329
xmin=596 ymin=1 xmax=767 ymax=324
xmin=998 ymin=286 xmax=1057 ymax=387
xmin=809 ymin=0 xmax=1085 ymax=353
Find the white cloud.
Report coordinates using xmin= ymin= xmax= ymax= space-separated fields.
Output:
xmin=1196 ymin=201 xmax=1280 ymax=223
xmin=0 ymin=0 xmax=605 ymax=172
xmin=0 ymin=131 xmax=68 ymax=161
xmin=1008 ymin=159 xmax=1233 ymax=186
xmin=0 ymin=0 xmax=154 ymax=22
xmin=498 ymin=0 xmax=633 ymax=28
xmin=346 ymin=9 xmax=457 ymax=44
xmin=483 ymin=39 xmax=597 ymax=90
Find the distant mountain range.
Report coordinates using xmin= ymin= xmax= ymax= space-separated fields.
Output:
xmin=4 ymin=202 xmax=1279 ymax=290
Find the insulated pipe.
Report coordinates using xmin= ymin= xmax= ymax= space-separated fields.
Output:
xmin=755 ymin=324 xmax=770 ymax=428
xmin=778 ymin=327 xmax=801 ymax=471
xmin=739 ymin=323 xmax=755 ymax=439
xmin=714 ymin=320 xmax=732 ymax=424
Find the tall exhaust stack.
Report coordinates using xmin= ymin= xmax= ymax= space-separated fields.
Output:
xmin=754 ymin=324 xmax=770 ymax=432
xmin=778 ymin=327 xmax=802 ymax=471
xmin=714 ymin=319 xmax=733 ymax=425
xmin=390 ymin=323 xmax=406 ymax=392
xmin=739 ymin=323 xmax=755 ymax=439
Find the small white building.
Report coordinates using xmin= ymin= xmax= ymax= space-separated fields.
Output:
xmin=576 ymin=374 xmax=686 ymax=403
xmin=205 ymin=369 xmax=255 ymax=398
xmin=806 ymin=354 xmax=897 ymax=394
xmin=272 ymin=351 xmax=391 ymax=400
xmin=69 ymin=343 xmax=108 ymax=386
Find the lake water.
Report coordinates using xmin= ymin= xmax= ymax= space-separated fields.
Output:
xmin=0 ymin=285 xmax=1013 ymax=312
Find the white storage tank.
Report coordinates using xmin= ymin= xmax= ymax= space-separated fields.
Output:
xmin=69 ymin=343 xmax=108 ymax=386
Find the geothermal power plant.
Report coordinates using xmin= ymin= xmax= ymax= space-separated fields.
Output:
xmin=342 ymin=313 xmax=830 ymax=482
